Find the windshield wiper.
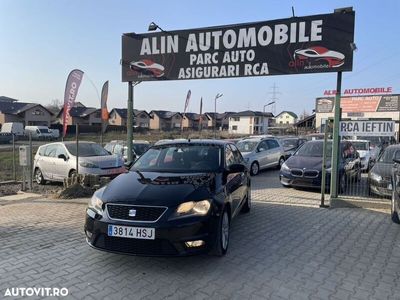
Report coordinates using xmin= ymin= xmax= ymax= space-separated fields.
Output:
xmin=135 ymin=170 xmax=152 ymax=184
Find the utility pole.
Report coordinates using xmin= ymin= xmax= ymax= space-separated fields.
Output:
xmin=268 ymin=83 xmax=281 ymax=116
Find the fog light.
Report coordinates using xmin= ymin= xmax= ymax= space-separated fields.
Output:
xmin=85 ymin=230 xmax=93 ymax=239
xmin=185 ymin=240 xmax=205 ymax=248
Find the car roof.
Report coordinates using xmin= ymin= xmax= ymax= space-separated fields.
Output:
xmin=40 ymin=141 xmax=96 ymax=147
xmin=153 ymin=139 xmax=231 ymax=147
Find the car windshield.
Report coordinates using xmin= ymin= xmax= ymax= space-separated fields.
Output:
xmin=236 ymin=140 xmax=258 ymax=152
xmin=65 ymin=143 xmax=110 ymax=157
xmin=281 ymin=139 xmax=298 ymax=148
xmin=133 ymin=143 xmax=150 ymax=156
xmin=378 ymin=147 xmax=399 ymax=163
xmin=39 ymin=128 xmax=50 ymax=133
xmin=132 ymin=144 xmax=221 ymax=173
xmin=351 ymin=142 xmax=368 ymax=151
xmin=295 ymin=142 xmax=333 ymax=157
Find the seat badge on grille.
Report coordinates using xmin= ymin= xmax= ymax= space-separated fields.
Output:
xmin=128 ymin=209 xmax=137 ymax=217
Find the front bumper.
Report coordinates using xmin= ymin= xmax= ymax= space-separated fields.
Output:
xmin=369 ymin=179 xmax=391 ymax=197
xmin=79 ymin=166 xmax=126 ymax=177
xmin=84 ymin=208 xmax=219 ymax=256
xmin=280 ymin=172 xmax=329 ymax=189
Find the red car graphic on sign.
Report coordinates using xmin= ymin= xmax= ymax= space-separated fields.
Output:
xmin=129 ymin=59 xmax=165 ymax=77
xmin=294 ymin=47 xmax=345 ymax=68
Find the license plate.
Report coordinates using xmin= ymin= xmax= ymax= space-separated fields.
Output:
xmin=108 ymin=225 xmax=155 ymax=240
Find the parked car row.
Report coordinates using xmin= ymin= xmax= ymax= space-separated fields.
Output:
xmin=0 ymin=122 xmax=59 ymax=140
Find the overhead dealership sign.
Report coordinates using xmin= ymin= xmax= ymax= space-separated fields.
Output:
xmin=315 ymin=94 xmax=400 ymax=113
xmin=339 ymin=121 xmax=395 ymax=137
xmin=121 ymin=11 xmax=355 ymax=82
xmin=324 ymin=87 xmax=393 ymax=96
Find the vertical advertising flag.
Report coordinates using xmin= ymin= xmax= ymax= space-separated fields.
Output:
xmin=62 ymin=69 xmax=84 ymax=137
xmin=101 ymin=81 xmax=109 ymax=133
xmin=184 ymin=89 xmax=191 ymax=114
xmin=101 ymin=81 xmax=109 ymax=120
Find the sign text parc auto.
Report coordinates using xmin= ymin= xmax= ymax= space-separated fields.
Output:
xmin=339 ymin=121 xmax=395 ymax=137
xmin=121 ymin=11 xmax=355 ymax=82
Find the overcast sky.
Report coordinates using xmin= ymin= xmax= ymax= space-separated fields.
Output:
xmin=0 ymin=0 xmax=399 ymax=116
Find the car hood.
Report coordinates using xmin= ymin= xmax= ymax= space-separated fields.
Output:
xmin=78 ymin=155 xmax=123 ymax=168
xmin=370 ymin=162 xmax=392 ymax=178
xmin=100 ymin=171 xmax=217 ymax=206
xmin=241 ymin=152 xmax=253 ymax=157
xmin=285 ymin=155 xmax=328 ymax=170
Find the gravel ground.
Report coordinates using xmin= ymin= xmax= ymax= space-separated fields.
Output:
xmin=0 ymin=182 xmax=64 ymax=197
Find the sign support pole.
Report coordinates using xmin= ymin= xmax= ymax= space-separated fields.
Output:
xmin=127 ymin=81 xmax=134 ymax=162
xmin=330 ymin=72 xmax=342 ymax=199
xmin=320 ymin=120 xmax=329 ymax=208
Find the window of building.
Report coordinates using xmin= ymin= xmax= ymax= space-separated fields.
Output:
xmin=232 ymin=125 xmax=238 ymax=130
xmin=286 ymin=121 xmax=289 ymax=124
xmin=233 ymin=117 xmax=240 ymax=122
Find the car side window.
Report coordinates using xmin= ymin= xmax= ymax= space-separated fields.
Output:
xmin=114 ymin=144 xmax=123 ymax=155
xmin=55 ymin=145 xmax=67 ymax=158
xmin=230 ymin=144 xmax=244 ymax=164
xmin=45 ymin=145 xmax=58 ymax=158
xmin=44 ymin=145 xmax=56 ymax=157
xmin=257 ymin=141 xmax=268 ymax=152
xmin=104 ymin=143 xmax=114 ymax=153
xmin=225 ymin=146 xmax=235 ymax=167
xmin=266 ymin=139 xmax=279 ymax=149
xmin=38 ymin=146 xmax=46 ymax=156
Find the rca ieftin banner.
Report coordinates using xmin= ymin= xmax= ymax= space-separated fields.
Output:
xmin=122 ymin=11 xmax=355 ymax=82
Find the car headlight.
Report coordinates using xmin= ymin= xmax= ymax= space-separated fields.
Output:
xmin=280 ymin=162 xmax=290 ymax=172
xmin=88 ymin=189 xmax=104 ymax=215
xmin=370 ymin=172 xmax=382 ymax=182
xmin=174 ymin=200 xmax=211 ymax=217
xmin=80 ymin=162 xmax=99 ymax=168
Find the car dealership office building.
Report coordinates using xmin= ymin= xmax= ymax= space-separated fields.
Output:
xmin=315 ymin=92 xmax=400 ymax=139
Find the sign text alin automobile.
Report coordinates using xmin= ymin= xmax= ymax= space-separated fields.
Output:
xmin=121 ymin=11 xmax=355 ymax=82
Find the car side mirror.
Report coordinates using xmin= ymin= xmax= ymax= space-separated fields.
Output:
xmin=58 ymin=154 xmax=67 ymax=161
xmin=227 ymin=163 xmax=245 ymax=173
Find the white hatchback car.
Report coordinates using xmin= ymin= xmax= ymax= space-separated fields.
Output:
xmin=33 ymin=142 xmax=125 ymax=184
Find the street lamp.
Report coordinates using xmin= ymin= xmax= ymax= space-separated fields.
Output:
xmin=214 ymin=93 xmax=223 ymax=139
xmin=263 ymin=101 xmax=275 ymax=134
xmin=148 ymin=22 xmax=167 ymax=33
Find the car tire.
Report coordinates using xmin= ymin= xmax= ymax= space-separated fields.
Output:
xmin=391 ymin=187 xmax=400 ymax=224
xmin=250 ymin=162 xmax=259 ymax=176
xmin=69 ymin=170 xmax=77 ymax=178
xmin=241 ymin=189 xmax=251 ymax=213
xmin=277 ymin=157 xmax=285 ymax=170
xmin=210 ymin=208 xmax=230 ymax=256
xmin=34 ymin=168 xmax=45 ymax=185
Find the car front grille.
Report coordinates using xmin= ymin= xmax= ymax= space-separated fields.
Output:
xmin=106 ymin=204 xmax=167 ymax=222
xmin=291 ymin=169 xmax=303 ymax=177
xmin=95 ymin=235 xmax=178 ymax=256
xmin=303 ymin=170 xmax=319 ymax=178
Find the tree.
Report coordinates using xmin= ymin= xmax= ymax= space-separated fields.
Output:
xmin=45 ymin=99 xmax=63 ymax=114
xmin=299 ymin=109 xmax=310 ymax=120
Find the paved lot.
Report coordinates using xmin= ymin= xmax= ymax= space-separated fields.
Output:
xmin=1 ymin=170 xmax=400 ymax=299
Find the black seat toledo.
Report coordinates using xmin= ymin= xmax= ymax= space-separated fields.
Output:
xmin=85 ymin=140 xmax=251 ymax=256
